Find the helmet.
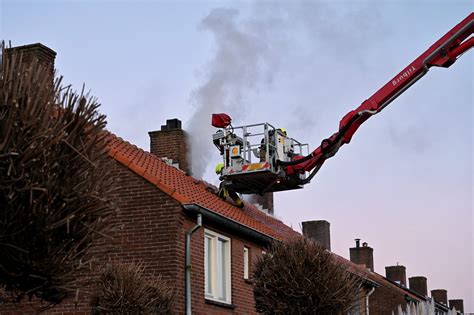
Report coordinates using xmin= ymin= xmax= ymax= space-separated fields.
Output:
xmin=215 ymin=163 xmax=225 ymax=174
xmin=278 ymin=128 xmax=287 ymax=136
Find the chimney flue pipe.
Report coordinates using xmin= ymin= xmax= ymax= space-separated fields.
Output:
xmin=355 ymin=238 xmax=361 ymax=248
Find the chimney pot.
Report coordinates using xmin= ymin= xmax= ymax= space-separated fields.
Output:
xmin=302 ymin=220 xmax=331 ymax=251
xmin=385 ymin=265 xmax=407 ymax=286
xmin=355 ymin=238 xmax=361 ymax=248
xmin=161 ymin=118 xmax=182 ymax=131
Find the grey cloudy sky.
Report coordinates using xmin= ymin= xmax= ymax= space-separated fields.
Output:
xmin=2 ymin=0 xmax=472 ymax=310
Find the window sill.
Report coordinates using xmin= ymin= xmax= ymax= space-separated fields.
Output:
xmin=205 ymin=298 xmax=235 ymax=309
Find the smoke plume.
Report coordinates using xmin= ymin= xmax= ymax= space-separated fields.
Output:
xmin=187 ymin=3 xmax=381 ymax=179
xmin=187 ymin=8 xmax=277 ymax=178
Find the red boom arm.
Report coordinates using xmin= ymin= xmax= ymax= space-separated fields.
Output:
xmin=283 ymin=13 xmax=474 ymax=180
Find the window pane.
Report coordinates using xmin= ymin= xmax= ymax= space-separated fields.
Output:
xmin=203 ymin=230 xmax=231 ymax=303
xmin=244 ymin=247 xmax=249 ymax=279
xmin=205 ymin=236 xmax=212 ymax=295
xmin=218 ymin=238 xmax=226 ymax=300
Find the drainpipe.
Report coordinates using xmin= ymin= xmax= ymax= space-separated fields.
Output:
xmin=185 ymin=214 xmax=202 ymax=315
xmin=366 ymin=286 xmax=375 ymax=315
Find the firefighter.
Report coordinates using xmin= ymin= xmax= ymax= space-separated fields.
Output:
xmin=215 ymin=163 xmax=244 ymax=208
xmin=259 ymin=128 xmax=287 ymax=162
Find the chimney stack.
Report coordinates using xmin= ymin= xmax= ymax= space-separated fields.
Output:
xmin=431 ymin=289 xmax=448 ymax=306
xmin=251 ymin=193 xmax=274 ymax=215
xmin=349 ymin=239 xmax=374 ymax=272
xmin=302 ymin=220 xmax=331 ymax=251
xmin=149 ymin=119 xmax=189 ymax=174
xmin=408 ymin=276 xmax=428 ymax=297
xmin=385 ymin=264 xmax=407 ymax=286
xmin=5 ymin=43 xmax=56 ymax=84
xmin=449 ymin=299 xmax=464 ymax=313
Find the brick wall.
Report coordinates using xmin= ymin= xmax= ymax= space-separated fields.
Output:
xmin=183 ymin=219 xmax=264 ymax=314
xmin=302 ymin=220 xmax=331 ymax=251
xmin=409 ymin=276 xmax=428 ymax=296
xmin=0 ymin=158 xmax=266 ymax=314
xmin=385 ymin=265 xmax=407 ymax=286
xmin=5 ymin=43 xmax=56 ymax=86
xmin=350 ymin=242 xmax=374 ymax=272
xmin=369 ymin=282 xmax=408 ymax=315
xmin=0 ymin=159 xmax=184 ymax=314
xmin=249 ymin=193 xmax=274 ymax=215
xmin=149 ymin=119 xmax=189 ymax=174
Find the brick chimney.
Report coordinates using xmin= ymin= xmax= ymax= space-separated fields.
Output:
xmin=302 ymin=220 xmax=331 ymax=251
xmin=449 ymin=299 xmax=464 ymax=313
xmin=408 ymin=276 xmax=428 ymax=297
xmin=385 ymin=264 xmax=407 ymax=286
xmin=251 ymin=193 xmax=274 ymax=215
xmin=349 ymin=239 xmax=374 ymax=272
xmin=5 ymin=43 xmax=56 ymax=84
xmin=149 ymin=119 xmax=189 ymax=174
xmin=431 ymin=289 xmax=448 ymax=306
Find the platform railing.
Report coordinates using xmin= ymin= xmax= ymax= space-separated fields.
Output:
xmin=229 ymin=122 xmax=309 ymax=172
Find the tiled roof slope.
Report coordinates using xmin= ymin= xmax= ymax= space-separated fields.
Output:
xmin=106 ymin=133 xmax=297 ymax=240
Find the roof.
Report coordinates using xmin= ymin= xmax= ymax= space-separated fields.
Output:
xmin=331 ymin=253 xmax=421 ymax=301
xmin=105 ymin=132 xmax=422 ymax=302
xmin=106 ymin=133 xmax=297 ymax=240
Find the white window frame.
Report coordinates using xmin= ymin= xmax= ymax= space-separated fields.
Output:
xmin=204 ymin=229 xmax=232 ymax=304
xmin=243 ymin=246 xmax=250 ymax=280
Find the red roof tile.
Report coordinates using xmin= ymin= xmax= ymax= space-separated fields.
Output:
xmin=106 ymin=133 xmax=297 ymax=240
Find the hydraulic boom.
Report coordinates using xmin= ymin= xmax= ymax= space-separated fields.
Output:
xmin=212 ymin=13 xmax=473 ymax=198
xmin=281 ymin=12 xmax=473 ymax=182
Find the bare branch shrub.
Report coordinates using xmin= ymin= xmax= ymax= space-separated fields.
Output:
xmin=0 ymin=44 xmax=116 ymax=305
xmin=253 ymin=236 xmax=362 ymax=314
xmin=90 ymin=262 xmax=174 ymax=314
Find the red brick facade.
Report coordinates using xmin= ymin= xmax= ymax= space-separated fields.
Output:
xmin=368 ymin=281 xmax=409 ymax=314
xmin=0 ymin=158 xmax=266 ymax=314
xmin=149 ymin=119 xmax=189 ymax=175
xmin=183 ymin=220 xmax=264 ymax=314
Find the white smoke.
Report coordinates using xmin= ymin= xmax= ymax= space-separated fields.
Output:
xmin=187 ymin=3 xmax=382 ymax=179
xmin=187 ymin=8 xmax=278 ymax=179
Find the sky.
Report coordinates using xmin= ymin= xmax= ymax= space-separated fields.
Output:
xmin=1 ymin=0 xmax=473 ymax=310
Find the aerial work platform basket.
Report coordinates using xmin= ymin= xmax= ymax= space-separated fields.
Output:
xmin=212 ymin=115 xmax=309 ymax=194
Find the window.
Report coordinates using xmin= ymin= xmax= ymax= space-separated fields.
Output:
xmin=243 ymin=246 xmax=250 ymax=280
xmin=204 ymin=229 xmax=231 ymax=303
